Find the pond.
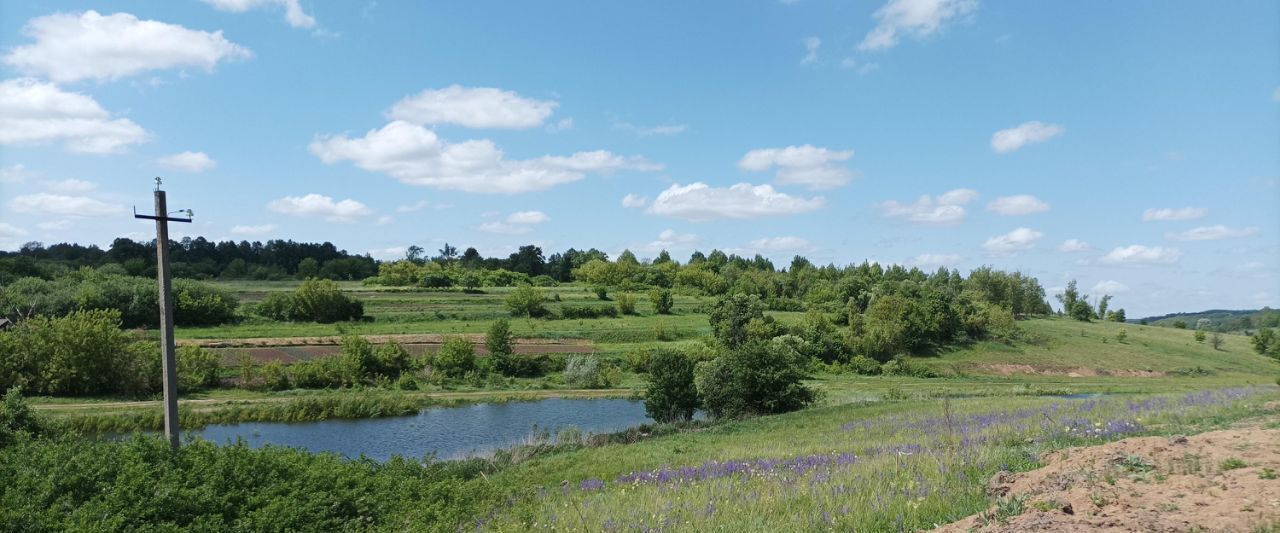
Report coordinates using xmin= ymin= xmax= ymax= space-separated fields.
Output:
xmin=187 ymin=398 xmax=652 ymax=461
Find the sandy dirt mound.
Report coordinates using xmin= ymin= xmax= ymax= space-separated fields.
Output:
xmin=939 ymin=425 xmax=1280 ymax=532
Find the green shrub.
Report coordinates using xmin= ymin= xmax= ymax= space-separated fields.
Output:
xmin=293 ymin=278 xmax=364 ymax=323
xmin=172 ymin=279 xmax=238 ymax=325
xmin=176 ymin=345 xmax=221 ymax=391
xmin=0 ymin=309 xmax=160 ymax=397
xmin=434 ymin=337 xmax=476 ymax=378
xmin=0 ymin=387 xmax=45 ymax=447
xmin=254 ymin=279 xmax=363 ymax=323
xmin=847 ymin=355 xmax=882 ymax=375
xmin=625 ymin=349 xmax=652 ymax=373
xmin=560 ymin=305 xmax=618 ymax=319
xmin=617 ymin=293 xmax=637 ymax=315
xmin=649 ymin=288 xmax=674 ymax=314
xmin=505 ymin=285 xmax=547 ymax=318
xmin=259 ymin=360 xmax=291 ymax=391
xmin=644 ymin=350 xmax=699 ymax=423
xmin=880 ymin=356 xmax=940 ymax=378
xmin=562 ymin=355 xmax=619 ymax=389
xmin=694 ymin=337 xmax=815 ymax=419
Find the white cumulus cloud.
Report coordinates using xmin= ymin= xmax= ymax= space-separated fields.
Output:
xmin=1091 ymin=280 xmax=1130 ymax=294
xmin=3 ymin=11 xmax=250 ymax=83
xmin=0 ymin=223 xmax=29 ymax=238
xmin=387 ymin=85 xmax=557 ymax=129
xmin=986 ymin=194 xmax=1049 ymax=215
xmin=801 ymin=36 xmax=821 ymax=64
xmin=0 ymin=164 xmax=30 ymax=183
xmin=1142 ymin=207 xmax=1206 ymax=221
xmin=621 ymin=193 xmax=649 ymax=208
xmin=44 ymin=179 xmax=96 ymax=193
xmin=738 ymin=144 xmax=855 ymax=190
xmin=982 ymin=227 xmax=1043 ymax=256
xmin=1099 ymin=245 xmax=1181 ymax=265
xmin=310 ymin=120 xmax=658 ymax=194
xmin=156 ymin=151 xmax=216 ymax=172
xmin=201 ymin=0 xmax=316 ymax=28
xmin=991 ymin=121 xmax=1064 ymax=153
xmin=230 ymin=224 xmax=276 ymax=235
xmin=877 ymin=188 xmax=977 ymax=225
xmin=267 ymin=193 xmax=372 ymax=223
xmin=0 ymin=78 xmax=149 ymax=154
xmin=1165 ymin=225 xmax=1259 ymax=241
xmin=475 ymin=211 xmax=551 ymax=235
xmin=748 ymin=236 xmax=814 ymax=253
xmin=637 ymin=229 xmax=700 ymax=253
xmin=1057 ymin=239 xmax=1090 ymax=253
xmin=9 ymin=193 xmax=125 ymax=217
xmin=645 ymin=182 xmax=825 ymax=221
xmin=909 ymin=253 xmax=962 ymax=268
xmin=858 ymin=0 xmax=978 ymax=51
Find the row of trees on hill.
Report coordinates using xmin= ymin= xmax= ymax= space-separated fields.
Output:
xmin=1054 ymin=280 xmax=1126 ymax=322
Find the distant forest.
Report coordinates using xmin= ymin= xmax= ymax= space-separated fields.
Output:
xmin=0 ymin=238 xmax=610 ymax=284
xmin=1136 ymin=308 xmax=1280 ymax=332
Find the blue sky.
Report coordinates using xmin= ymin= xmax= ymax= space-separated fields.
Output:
xmin=0 ymin=0 xmax=1277 ymax=317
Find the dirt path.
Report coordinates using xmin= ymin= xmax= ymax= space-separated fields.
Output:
xmin=33 ymin=388 xmax=634 ymax=413
xmin=940 ymin=419 xmax=1280 ymax=532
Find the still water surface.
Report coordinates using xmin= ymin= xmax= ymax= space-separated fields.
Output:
xmin=188 ymin=398 xmax=651 ymax=461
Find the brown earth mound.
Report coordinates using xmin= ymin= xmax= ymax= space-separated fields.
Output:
xmin=939 ymin=424 xmax=1280 ymax=532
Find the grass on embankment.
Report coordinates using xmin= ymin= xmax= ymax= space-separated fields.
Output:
xmin=921 ymin=317 xmax=1279 ymax=378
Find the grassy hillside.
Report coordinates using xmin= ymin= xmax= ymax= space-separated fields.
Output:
xmin=921 ymin=317 xmax=1279 ymax=378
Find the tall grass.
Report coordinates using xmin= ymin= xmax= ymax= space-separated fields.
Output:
xmin=481 ymin=386 xmax=1278 ymax=531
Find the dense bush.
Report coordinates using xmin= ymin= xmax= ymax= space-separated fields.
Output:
xmin=433 ymin=337 xmax=476 ymax=378
xmin=0 ymin=309 xmax=159 ymax=397
xmin=562 ymin=355 xmax=620 ymax=389
xmin=649 ymin=288 xmax=674 ymax=314
xmin=694 ymin=337 xmax=815 ymax=420
xmin=880 ymin=355 xmax=940 ymax=378
xmin=1253 ymin=328 xmax=1280 ymax=360
xmin=254 ymin=278 xmax=364 ymax=323
xmin=644 ymin=350 xmax=699 ymax=423
xmin=0 ymin=270 xmax=237 ymax=327
xmin=505 ymin=285 xmax=547 ymax=318
xmin=281 ymin=337 xmax=418 ymax=389
xmin=0 ymin=387 xmax=45 ymax=447
xmin=0 ymin=434 xmax=500 ymax=531
xmin=176 ymin=346 xmax=221 ymax=391
xmin=616 ymin=293 xmax=637 ymax=315
xmin=559 ymin=305 xmax=618 ymax=319
xmin=486 ymin=319 xmax=548 ymax=377
xmin=846 ymin=355 xmax=882 ymax=375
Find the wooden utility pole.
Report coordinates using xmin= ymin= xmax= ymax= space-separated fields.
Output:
xmin=134 ymin=178 xmax=192 ymax=450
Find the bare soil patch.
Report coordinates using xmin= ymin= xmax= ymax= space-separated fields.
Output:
xmin=939 ymin=422 xmax=1280 ymax=532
